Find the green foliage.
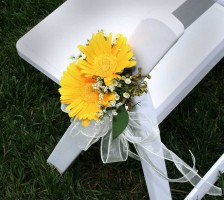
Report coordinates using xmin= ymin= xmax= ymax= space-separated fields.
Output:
xmin=112 ymin=106 xmax=129 ymax=139
xmin=0 ymin=0 xmax=224 ymax=199
xmin=119 ymin=68 xmax=150 ymax=111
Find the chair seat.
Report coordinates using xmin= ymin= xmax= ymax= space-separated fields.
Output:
xmin=16 ymin=0 xmax=184 ymax=83
xmin=16 ymin=0 xmax=224 ymax=123
xmin=150 ymin=3 xmax=224 ymax=123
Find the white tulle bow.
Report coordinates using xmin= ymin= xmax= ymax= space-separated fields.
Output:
xmin=66 ymin=111 xmax=221 ymax=196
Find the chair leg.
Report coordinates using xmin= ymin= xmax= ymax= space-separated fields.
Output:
xmin=185 ymin=154 xmax=224 ymax=200
xmin=47 ymin=124 xmax=83 ymax=174
xmin=133 ymin=93 xmax=172 ymax=200
xmin=139 ymin=142 xmax=172 ymax=200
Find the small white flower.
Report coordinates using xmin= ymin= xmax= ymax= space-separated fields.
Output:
xmin=96 ymin=77 xmax=102 ymax=81
xmin=109 ymin=85 xmax=115 ymax=92
xmin=103 ymin=86 xmax=108 ymax=93
xmin=115 ymin=94 xmax=120 ymax=101
xmin=93 ymin=83 xmax=100 ymax=89
xmin=98 ymin=101 xmax=102 ymax=107
xmin=125 ymin=78 xmax=131 ymax=84
xmin=112 ymin=110 xmax=118 ymax=116
xmin=99 ymin=93 xmax=104 ymax=100
xmin=121 ymin=76 xmax=126 ymax=80
xmin=111 ymin=79 xmax=118 ymax=86
xmin=98 ymin=110 xmax=104 ymax=116
xmin=123 ymin=92 xmax=130 ymax=99
xmin=98 ymin=80 xmax=103 ymax=86
xmin=116 ymin=102 xmax=123 ymax=109
xmin=110 ymin=100 xmax=116 ymax=107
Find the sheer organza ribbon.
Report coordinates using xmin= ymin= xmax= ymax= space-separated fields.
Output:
xmin=64 ymin=108 xmax=221 ymax=196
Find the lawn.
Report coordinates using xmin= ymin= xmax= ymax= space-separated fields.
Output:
xmin=0 ymin=0 xmax=224 ymax=199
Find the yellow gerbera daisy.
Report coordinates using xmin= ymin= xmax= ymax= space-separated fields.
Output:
xmin=59 ymin=62 xmax=115 ymax=126
xmin=77 ymin=32 xmax=136 ymax=85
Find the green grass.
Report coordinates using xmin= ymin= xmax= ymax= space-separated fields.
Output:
xmin=0 ymin=0 xmax=224 ymax=199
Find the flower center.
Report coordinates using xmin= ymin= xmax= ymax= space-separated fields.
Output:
xmin=82 ymin=84 xmax=99 ymax=103
xmin=94 ymin=54 xmax=117 ymax=77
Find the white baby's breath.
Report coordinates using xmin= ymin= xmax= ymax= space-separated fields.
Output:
xmin=123 ymin=92 xmax=130 ymax=99
xmin=121 ymin=76 xmax=126 ymax=80
xmin=111 ymin=79 xmax=118 ymax=86
xmin=110 ymin=100 xmax=116 ymax=107
xmin=116 ymin=102 xmax=123 ymax=109
xmin=103 ymin=86 xmax=108 ymax=93
xmin=109 ymin=85 xmax=115 ymax=92
xmin=112 ymin=110 xmax=118 ymax=116
xmin=125 ymin=78 xmax=131 ymax=84
xmin=115 ymin=94 xmax=120 ymax=101
xmin=98 ymin=101 xmax=102 ymax=107
xmin=93 ymin=83 xmax=100 ymax=89
xmin=97 ymin=77 xmax=102 ymax=81
xmin=96 ymin=110 xmax=104 ymax=118
xmin=99 ymin=93 xmax=104 ymax=100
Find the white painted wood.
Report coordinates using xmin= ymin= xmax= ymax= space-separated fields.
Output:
xmin=185 ymin=154 xmax=224 ymax=200
xmin=150 ymin=3 xmax=224 ymax=123
xmin=16 ymin=0 xmax=185 ymax=84
xmin=217 ymin=0 xmax=224 ymax=6
xmin=129 ymin=11 xmax=184 ymax=75
xmin=132 ymin=94 xmax=173 ymax=200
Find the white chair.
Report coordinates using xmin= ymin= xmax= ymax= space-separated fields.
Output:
xmin=16 ymin=0 xmax=224 ymax=199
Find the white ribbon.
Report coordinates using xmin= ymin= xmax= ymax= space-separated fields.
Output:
xmin=65 ymin=110 xmax=221 ymax=196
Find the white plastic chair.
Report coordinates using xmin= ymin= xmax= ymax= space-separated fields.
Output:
xmin=16 ymin=0 xmax=224 ymax=199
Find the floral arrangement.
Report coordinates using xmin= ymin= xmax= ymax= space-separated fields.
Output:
xmin=48 ymin=30 xmax=222 ymax=197
xmin=59 ymin=30 xmax=150 ymax=139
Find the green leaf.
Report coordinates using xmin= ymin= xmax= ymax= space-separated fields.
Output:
xmin=112 ymin=106 xmax=129 ymax=139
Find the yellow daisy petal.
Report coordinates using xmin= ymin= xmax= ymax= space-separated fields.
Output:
xmin=59 ymin=63 xmax=119 ymax=126
xmin=76 ymin=32 xmax=135 ymax=80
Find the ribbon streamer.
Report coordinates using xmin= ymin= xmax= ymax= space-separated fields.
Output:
xmin=67 ymin=111 xmax=222 ymax=196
